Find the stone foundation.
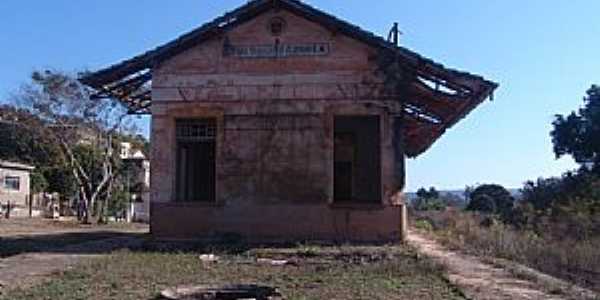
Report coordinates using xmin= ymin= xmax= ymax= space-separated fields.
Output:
xmin=150 ymin=202 xmax=402 ymax=242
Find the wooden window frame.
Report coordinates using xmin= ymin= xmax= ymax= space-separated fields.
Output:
xmin=174 ymin=118 xmax=217 ymax=203
xmin=4 ymin=176 xmax=21 ymax=192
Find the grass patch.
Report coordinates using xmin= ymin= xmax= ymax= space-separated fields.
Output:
xmin=1 ymin=243 xmax=465 ymax=300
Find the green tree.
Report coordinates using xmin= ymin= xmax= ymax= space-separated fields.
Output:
xmin=416 ymin=187 xmax=440 ymax=200
xmin=414 ymin=187 xmax=445 ymax=211
xmin=44 ymin=166 xmax=77 ymax=198
xmin=551 ymin=85 xmax=600 ymax=173
xmin=11 ymin=70 xmax=135 ymax=223
xmin=467 ymin=194 xmax=496 ymax=214
xmin=515 ymin=171 xmax=600 ymax=238
xmin=466 ymin=184 xmax=514 ymax=219
xmin=0 ymin=105 xmax=63 ymax=167
xmin=29 ymin=170 xmax=48 ymax=194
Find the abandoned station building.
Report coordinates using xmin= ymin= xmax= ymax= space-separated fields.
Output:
xmin=82 ymin=0 xmax=497 ymax=241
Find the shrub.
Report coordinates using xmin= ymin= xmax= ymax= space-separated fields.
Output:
xmin=466 ymin=184 xmax=514 ymax=221
xmin=414 ymin=219 xmax=434 ymax=231
xmin=412 ymin=187 xmax=448 ymax=211
xmin=515 ymin=170 xmax=600 ymax=240
xmin=467 ymin=194 xmax=496 ymax=214
xmin=413 ymin=197 xmax=446 ymax=211
xmin=30 ymin=170 xmax=48 ymax=194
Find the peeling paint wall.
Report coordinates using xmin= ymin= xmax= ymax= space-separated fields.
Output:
xmin=150 ymin=9 xmax=406 ymax=241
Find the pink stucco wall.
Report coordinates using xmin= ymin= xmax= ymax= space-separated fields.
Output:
xmin=150 ymin=9 xmax=406 ymax=242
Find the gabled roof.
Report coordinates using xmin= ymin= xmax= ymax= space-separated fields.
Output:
xmin=80 ymin=0 xmax=498 ymax=157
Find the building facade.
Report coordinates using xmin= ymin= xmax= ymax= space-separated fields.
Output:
xmin=0 ymin=161 xmax=34 ymax=208
xmin=120 ymin=142 xmax=151 ymax=223
xmin=82 ymin=0 xmax=497 ymax=242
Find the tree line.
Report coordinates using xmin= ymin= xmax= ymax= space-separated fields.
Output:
xmin=0 ymin=70 xmax=148 ymax=223
xmin=412 ymin=85 xmax=600 ymax=240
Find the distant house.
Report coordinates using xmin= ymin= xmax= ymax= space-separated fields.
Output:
xmin=81 ymin=0 xmax=497 ymax=242
xmin=0 ymin=160 xmax=35 ymax=208
xmin=120 ymin=142 xmax=150 ymax=223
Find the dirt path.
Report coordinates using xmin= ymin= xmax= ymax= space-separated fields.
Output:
xmin=407 ymin=230 xmax=597 ymax=300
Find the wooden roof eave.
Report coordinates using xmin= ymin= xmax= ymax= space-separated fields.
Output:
xmin=404 ymin=81 xmax=497 ymax=157
xmin=80 ymin=0 xmax=497 ymax=92
xmin=77 ymin=0 xmax=499 ymax=156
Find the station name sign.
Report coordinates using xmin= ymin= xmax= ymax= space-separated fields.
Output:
xmin=224 ymin=43 xmax=330 ymax=58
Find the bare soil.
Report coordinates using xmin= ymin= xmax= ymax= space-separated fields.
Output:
xmin=0 ymin=218 xmax=148 ymax=290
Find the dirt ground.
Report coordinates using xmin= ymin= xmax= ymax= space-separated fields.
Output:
xmin=407 ymin=230 xmax=598 ymax=300
xmin=2 ymin=219 xmax=598 ymax=299
xmin=0 ymin=218 xmax=148 ymax=290
xmin=0 ymin=218 xmax=147 ymax=237
xmin=2 ymin=242 xmax=466 ymax=300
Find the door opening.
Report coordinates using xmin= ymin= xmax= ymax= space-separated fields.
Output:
xmin=334 ymin=116 xmax=381 ymax=203
xmin=175 ymin=119 xmax=216 ymax=202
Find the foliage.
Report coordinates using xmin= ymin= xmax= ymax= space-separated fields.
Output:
xmin=414 ymin=219 xmax=434 ymax=231
xmin=440 ymin=192 xmax=466 ymax=208
xmin=551 ymin=85 xmax=600 ymax=173
xmin=466 ymin=184 xmax=514 ymax=220
xmin=0 ymin=105 xmax=63 ymax=166
xmin=43 ymin=166 xmax=77 ymax=198
xmin=29 ymin=170 xmax=48 ymax=194
xmin=509 ymin=85 xmax=600 ymax=238
xmin=514 ymin=170 xmax=600 ymax=240
xmin=413 ymin=187 xmax=446 ymax=211
xmin=417 ymin=187 xmax=440 ymax=200
xmin=9 ymin=70 xmax=141 ymax=223
xmin=106 ymin=187 xmax=129 ymax=219
xmin=467 ymin=194 xmax=496 ymax=214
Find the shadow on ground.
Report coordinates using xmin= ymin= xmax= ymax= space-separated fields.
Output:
xmin=0 ymin=230 xmax=401 ymax=259
xmin=0 ymin=231 xmax=148 ymax=258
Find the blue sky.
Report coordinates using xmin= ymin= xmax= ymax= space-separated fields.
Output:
xmin=1 ymin=0 xmax=598 ymax=191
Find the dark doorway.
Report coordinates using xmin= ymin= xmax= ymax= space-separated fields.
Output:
xmin=175 ymin=119 xmax=216 ymax=202
xmin=334 ymin=116 xmax=381 ymax=203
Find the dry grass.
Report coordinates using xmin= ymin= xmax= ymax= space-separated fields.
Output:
xmin=412 ymin=209 xmax=600 ymax=293
xmin=1 ymin=242 xmax=466 ymax=300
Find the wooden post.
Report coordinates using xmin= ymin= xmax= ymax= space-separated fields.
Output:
xmin=29 ymin=194 xmax=33 ymax=218
xmin=400 ymin=198 xmax=408 ymax=241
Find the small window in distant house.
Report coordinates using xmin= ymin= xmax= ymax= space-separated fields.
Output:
xmin=4 ymin=176 xmax=20 ymax=191
xmin=175 ymin=119 xmax=217 ymax=202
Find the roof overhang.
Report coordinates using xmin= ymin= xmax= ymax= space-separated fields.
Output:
xmin=0 ymin=160 xmax=35 ymax=171
xmin=80 ymin=0 xmax=498 ymax=157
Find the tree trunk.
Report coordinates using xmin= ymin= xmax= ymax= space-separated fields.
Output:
xmin=97 ymin=200 xmax=107 ymax=224
xmin=80 ymin=196 xmax=90 ymax=224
